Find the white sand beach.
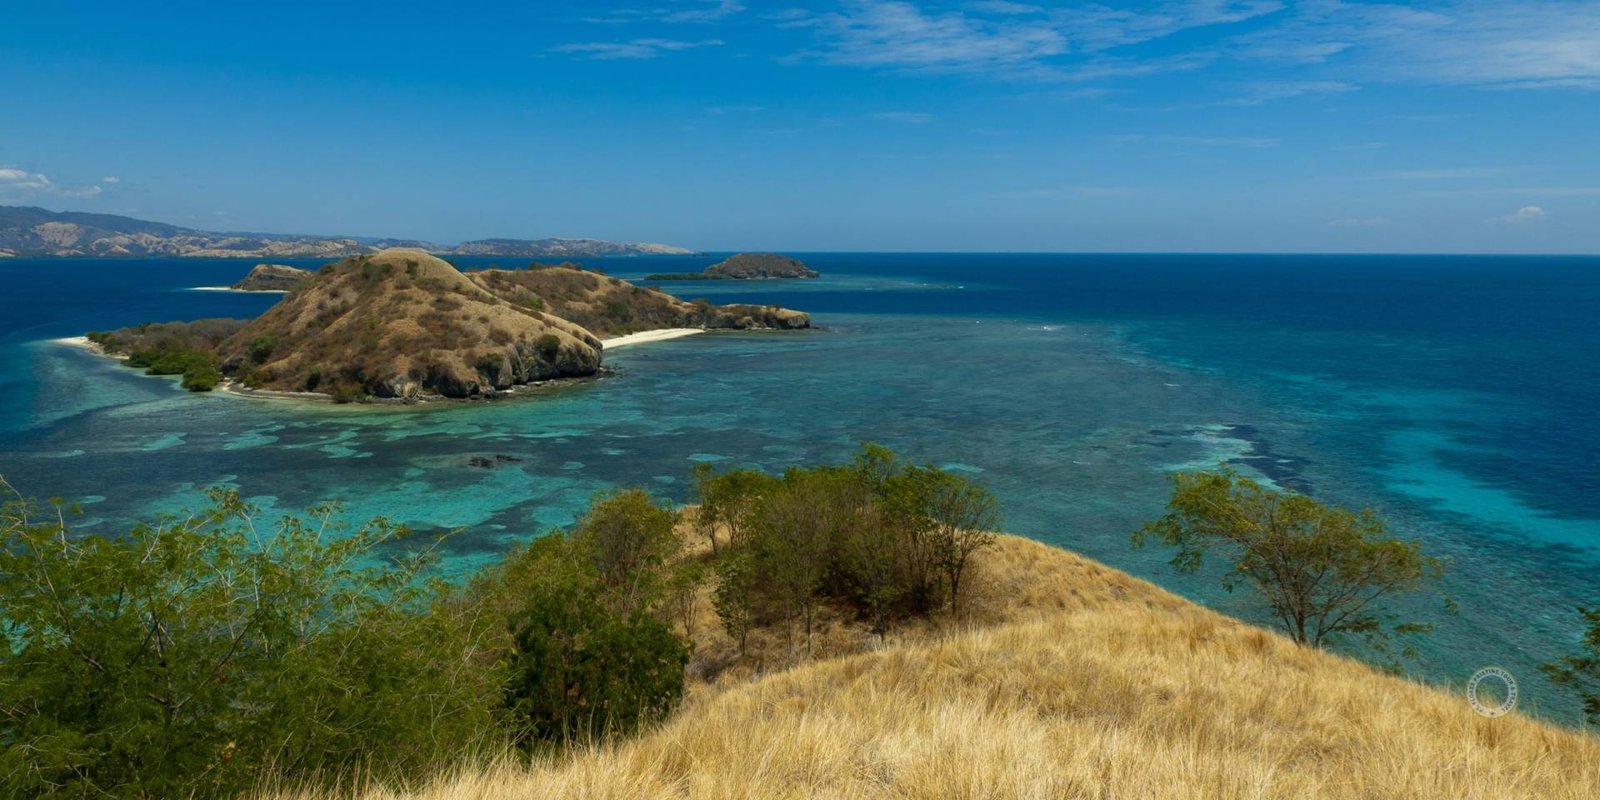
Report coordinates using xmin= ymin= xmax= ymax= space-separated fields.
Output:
xmin=600 ymin=328 xmax=705 ymax=349
xmin=188 ymin=286 xmax=289 ymax=294
xmin=48 ymin=336 xmax=100 ymax=352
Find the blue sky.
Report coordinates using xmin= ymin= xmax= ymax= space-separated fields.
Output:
xmin=2 ymin=1 xmax=1597 ymax=252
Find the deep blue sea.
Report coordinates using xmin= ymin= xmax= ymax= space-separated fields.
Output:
xmin=2 ymin=253 xmax=1597 ymax=720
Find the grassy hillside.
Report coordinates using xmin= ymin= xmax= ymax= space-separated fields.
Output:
xmin=269 ymin=534 xmax=1600 ymax=800
xmin=466 ymin=264 xmax=810 ymax=337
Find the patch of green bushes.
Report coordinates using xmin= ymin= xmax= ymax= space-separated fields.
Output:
xmin=0 ymin=448 xmax=1004 ymax=798
xmin=536 ymin=333 xmax=562 ymax=362
xmin=124 ymin=344 xmax=223 ymax=393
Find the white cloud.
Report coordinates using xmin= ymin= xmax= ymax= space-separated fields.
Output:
xmin=1236 ymin=1 xmax=1600 ymax=90
xmin=102 ymin=176 xmax=119 ymax=184
xmin=1489 ymin=205 xmax=1549 ymax=224
xmin=0 ymin=167 xmax=54 ymax=190
xmin=555 ymin=38 xmax=724 ymax=60
xmin=969 ymin=1 xmax=1044 ymax=14
xmin=790 ymin=0 xmax=1069 ymax=78
xmin=872 ymin=111 xmax=934 ymax=123
xmin=0 ymin=167 xmax=112 ymax=199
xmin=782 ymin=1 xmax=1289 ymax=85
xmin=585 ymin=1 xmax=745 ymax=25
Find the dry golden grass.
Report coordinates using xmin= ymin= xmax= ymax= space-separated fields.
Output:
xmin=270 ymin=534 xmax=1600 ymax=800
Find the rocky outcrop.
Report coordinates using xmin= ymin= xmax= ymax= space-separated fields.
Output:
xmin=645 ymin=253 xmax=819 ymax=281
xmin=230 ymin=264 xmax=314 ymax=291
xmin=705 ymin=253 xmax=818 ymax=279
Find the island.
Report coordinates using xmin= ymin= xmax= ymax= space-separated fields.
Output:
xmin=82 ymin=249 xmax=808 ymax=402
xmin=230 ymin=263 xmax=314 ymax=291
xmin=644 ymin=252 xmax=818 ymax=281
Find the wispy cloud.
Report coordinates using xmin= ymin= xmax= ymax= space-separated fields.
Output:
xmin=1236 ymin=1 xmax=1600 ymax=90
xmin=872 ymin=111 xmax=934 ymax=123
xmin=555 ymin=38 xmax=724 ymax=60
xmin=787 ymin=0 xmax=1069 ymax=78
xmin=0 ymin=167 xmax=105 ymax=198
xmin=779 ymin=1 xmax=1599 ymax=96
xmin=0 ymin=167 xmax=54 ymax=190
xmin=585 ymin=1 xmax=745 ymax=25
xmin=1328 ymin=216 xmax=1389 ymax=228
xmin=785 ymin=1 xmax=1284 ymax=82
xmin=1114 ymin=133 xmax=1281 ymax=148
xmin=1489 ymin=205 xmax=1549 ymax=224
xmin=1226 ymin=79 xmax=1357 ymax=105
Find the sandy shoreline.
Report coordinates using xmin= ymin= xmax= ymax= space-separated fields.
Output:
xmin=600 ymin=328 xmax=705 ymax=349
xmin=188 ymin=286 xmax=288 ymax=294
xmin=48 ymin=336 xmax=103 ymax=353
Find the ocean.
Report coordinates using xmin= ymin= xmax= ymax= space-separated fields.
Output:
xmin=1 ymin=252 xmax=1597 ymax=720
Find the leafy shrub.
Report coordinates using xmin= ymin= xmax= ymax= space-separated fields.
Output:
xmin=500 ymin=539 xmax=689 ymax=746
xmin=1544 ymin=607 xmax=1600 ymax=724
xmin=0 ymin=487 xmax=501 ymax=800
xmin=247 ymin=335 xmax=278 ymax=365
xmin=180 ymin=362 xmax=221 ymax=391
xmin=701 ymin=445 xmax=1002 ymax=648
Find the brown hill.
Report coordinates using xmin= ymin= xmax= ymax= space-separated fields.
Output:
xmin=466 ymin=264 xmax=810 ymax=337
xmin=87 ymin=249 xmax=811 ymax=401
xmin=215 ymin=250 xmax=605 ymax=399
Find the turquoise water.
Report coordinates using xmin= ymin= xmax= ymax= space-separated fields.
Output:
xmin=1 ymin=253 xmax=1597 ymax=720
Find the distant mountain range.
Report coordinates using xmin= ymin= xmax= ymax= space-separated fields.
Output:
xmin=0 ymin=206 xmax=694 ymax=259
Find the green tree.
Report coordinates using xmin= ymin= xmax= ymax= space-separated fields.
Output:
xmin=712 ymin=550 xmax=758 ymax=657
xmin=0 ymin=482 xmax=499 ymax=800
xmin=498 ymin=535 xmax=689 ymax=746
xmin=572 ymin=489 xmax=682 ymax=613
xmin=899 ymin=466 xmax=1000 ymax=613
xmin=745 ymin=470 xmax=854 ymax=653
xmin=1133 ymin=469 xmax=1442 ymax=655
xmin=692 ymin=465 xmax=778 ymax=555
xmin=1542 ymin=606 xmax=1600 ymax=724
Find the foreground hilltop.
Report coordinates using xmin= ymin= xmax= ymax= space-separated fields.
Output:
xmin=87 ymin=249 xmax=808 ymax=400
xmin=0 ymin=205 xmax=692 ymax=258
xmin=279 ymin=533 xmax=1600 ymax=800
